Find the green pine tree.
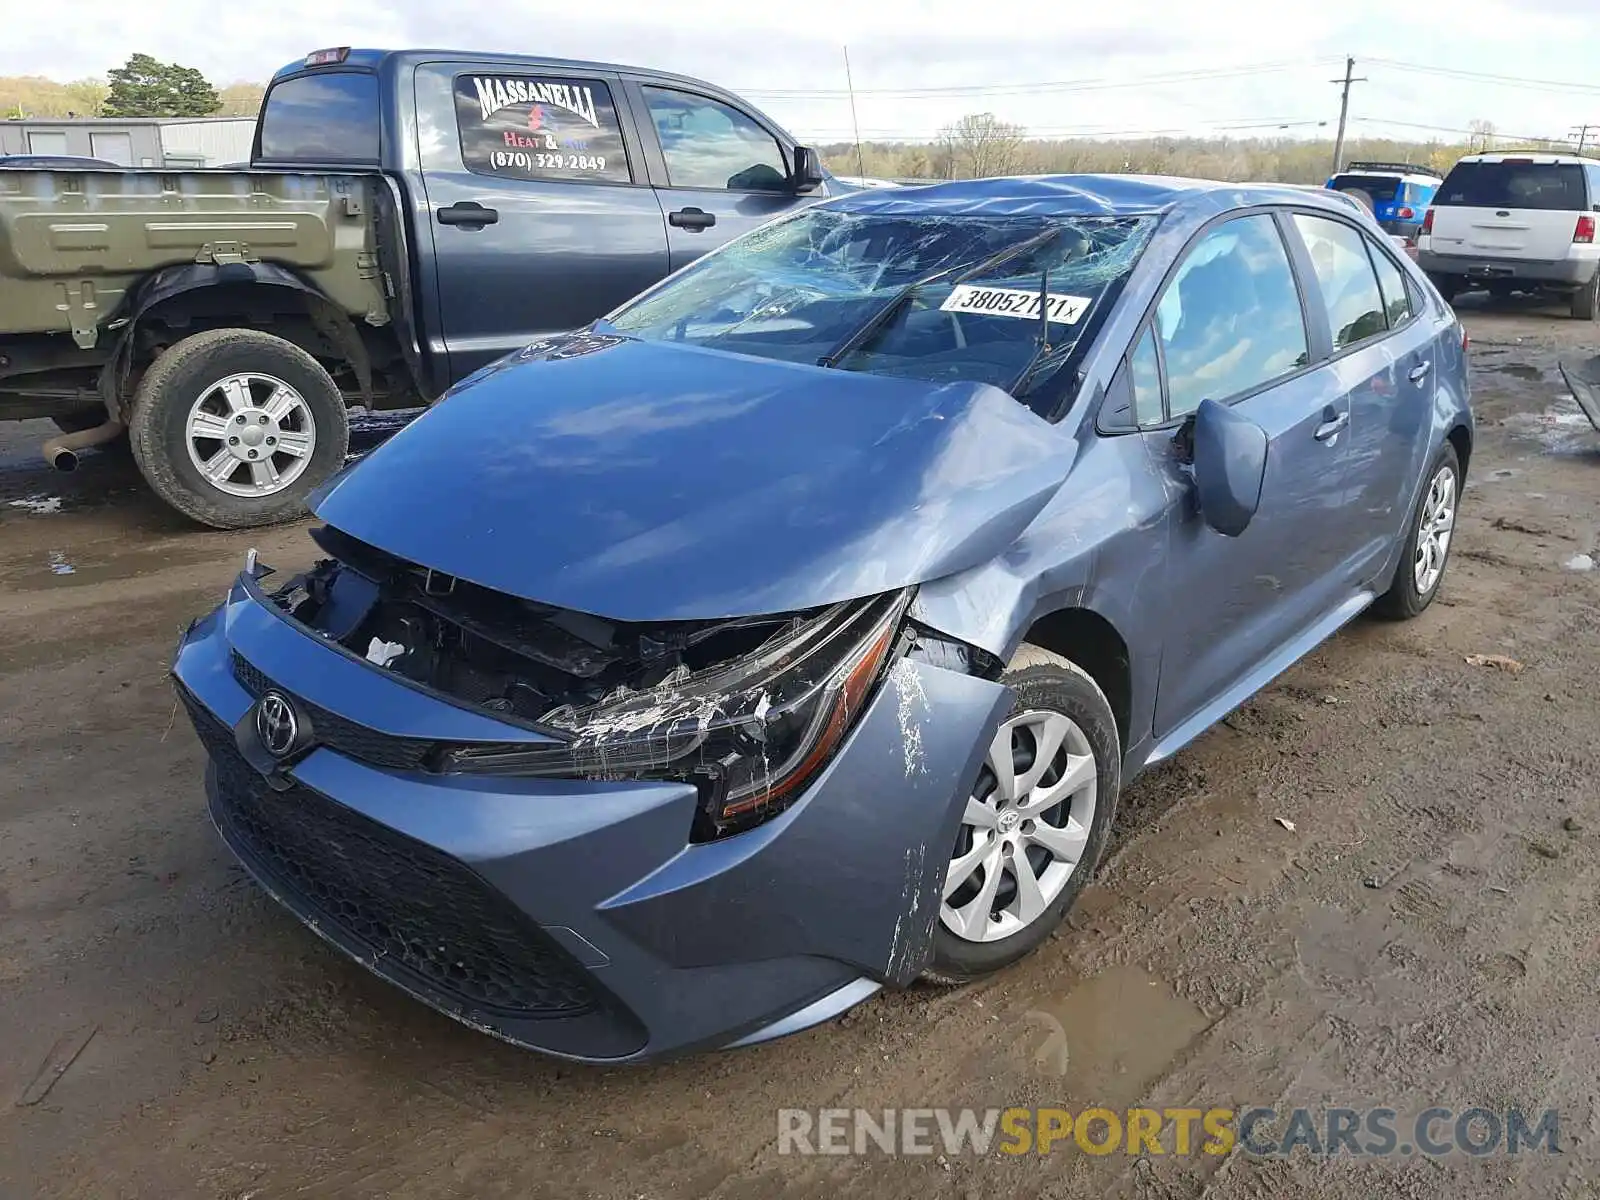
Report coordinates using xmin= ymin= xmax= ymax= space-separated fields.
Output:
xmin=102 ymin=53 xmax=221 ymax=118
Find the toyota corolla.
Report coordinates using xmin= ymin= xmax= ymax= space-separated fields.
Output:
xmin=172 ymin=175 xmax=1471 ymax=1063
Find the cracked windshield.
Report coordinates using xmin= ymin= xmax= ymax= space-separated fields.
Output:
xmin=607 ymin=209 xmax=1157 ymax=399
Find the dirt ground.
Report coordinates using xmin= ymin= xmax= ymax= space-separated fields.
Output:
xmin=1 ymin=298 xmax=1597 ymax=1200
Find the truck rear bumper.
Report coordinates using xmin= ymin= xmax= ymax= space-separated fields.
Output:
xmin=1416 ymin=251 xmax=1597 ymax=287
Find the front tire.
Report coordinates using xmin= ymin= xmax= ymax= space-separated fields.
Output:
xmin=128 ymin=328 xmax=349 ymax=529
xmin=1373 ymin=443 xmax=1460 ymax=620
xmin=926 ymin=645 xmax=1121 ymax=984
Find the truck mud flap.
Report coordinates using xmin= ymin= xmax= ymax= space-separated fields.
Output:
xmin=1558 ymin=359 xmax=1600 ymax=433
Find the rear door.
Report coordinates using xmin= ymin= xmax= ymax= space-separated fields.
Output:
xmin=623 ymin=81 xmax=815 ymax=270
xmin=1285 ymin=211 xmax=1436 ymax=581
xmin=1139 ymin=212 xmax=1359 ymax=740
xmin=1429 ymin=158 xmax=1589 ymax=260
xmin=414 ymin=61 xmax=671 ymax=380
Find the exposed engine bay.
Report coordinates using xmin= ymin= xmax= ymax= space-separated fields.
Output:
xmin=271 ymin=525 xmax=810 ymax=728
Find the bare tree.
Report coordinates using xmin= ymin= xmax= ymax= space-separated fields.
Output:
xmin=1468 ymin=119 xmax=1497 ymax=153
xmin=937 ymin=113 xmax=1027 ymax=179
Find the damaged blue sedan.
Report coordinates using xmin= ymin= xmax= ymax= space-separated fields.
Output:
xmin=172 ymin=175 xmax=1472 ymax=1062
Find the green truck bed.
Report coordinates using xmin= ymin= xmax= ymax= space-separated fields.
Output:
xmin=0 ymin=169 xmax=390 ymax=346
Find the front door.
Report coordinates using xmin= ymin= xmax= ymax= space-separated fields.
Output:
xmin=625 ymin=81 xmax=817 ymax=271
xmin=414 ymin=61 xmax=671 ymax=381
xmin=1143 ymin=212 xmax=1358 ymax=740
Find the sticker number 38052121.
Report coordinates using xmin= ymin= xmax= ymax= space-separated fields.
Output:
xmin=939 ymin=284 xmax=1091 ymax=325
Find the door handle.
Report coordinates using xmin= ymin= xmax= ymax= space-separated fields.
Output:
xmin=1408 ymin=360 xmax=1432 ymax=383
xmin=437 ymin=201 xmax=499 ymax=228
xmin=668 ymin=207 xmax=717 ymax=231
xmin=1314 ymin=409 xmax=1349 ymax=442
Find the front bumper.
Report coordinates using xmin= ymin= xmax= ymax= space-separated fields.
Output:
xmin=173 ymin=573 xmax=1008 ymax=1063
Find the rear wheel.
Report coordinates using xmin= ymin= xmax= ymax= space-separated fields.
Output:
xmin=128 ymin=328 xmax=349 ymax=529
xmin=1426 ymin=272 xmax=1460 ymax=303
xmin=1373 ymin=443 xmax=1460 ymax=620
xmin=926 ymin=645 xmax=1120 ymax=984
xmin=1571 ymin=271 xmax=1599 ymax=321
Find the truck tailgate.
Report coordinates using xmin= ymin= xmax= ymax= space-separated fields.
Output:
xmin=0 ymin=170 xmax=387 ymax=341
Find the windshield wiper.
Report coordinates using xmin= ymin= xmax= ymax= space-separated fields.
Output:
xmin=816 ymin=225 xmax=1065 ymax=369
xmin=1008 ymin=267 xmax=1072 ymax=397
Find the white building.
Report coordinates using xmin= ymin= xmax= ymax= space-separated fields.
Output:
xmin=0 ymin=116 xmax=256 ymax=167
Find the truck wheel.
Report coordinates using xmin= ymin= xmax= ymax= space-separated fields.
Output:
xmin=1426 ymin=272 xmax=1459 ymax=303
xmin=1572 ymin=272 xmax=1599 ymax=321
xmin=128 ymin=329 xmax=349 ymax=529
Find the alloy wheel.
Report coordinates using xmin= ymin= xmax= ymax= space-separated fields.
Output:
xmin=184 ymin=372 xmax=317 ymax=498
xmin=1413 ymin=464 xmax=1456 ymax=595
xmin=939 ymin=710 xmax=1098 ymax=944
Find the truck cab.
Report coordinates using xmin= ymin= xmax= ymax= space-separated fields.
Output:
xmin=1325 ymin=161 xmax=1442 ymax=241
xmin=0 ymin=48 xmax=834 ymax=529
xmin=255 ymin=48 xmax=837 ymax=387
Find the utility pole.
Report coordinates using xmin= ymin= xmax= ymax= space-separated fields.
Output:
xmin=842 ymin=45 xmax=865 ymax=180
xmin=1572 ymin=124 xmax=1597 ymax=155
xmin=1330 ymin=56 xmax=1367 ymax=175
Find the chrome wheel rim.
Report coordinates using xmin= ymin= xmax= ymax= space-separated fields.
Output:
xmin=1413 ymin=465 xmax=1456 ymax=595
xmin=939 ymin=710 xmax=1098 ymax=944
xmin=184 ymin=372 xmax=316 ymax=498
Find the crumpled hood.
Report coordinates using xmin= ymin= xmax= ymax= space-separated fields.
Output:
xmin=311 ymin=335 xmax=1073 ymax=621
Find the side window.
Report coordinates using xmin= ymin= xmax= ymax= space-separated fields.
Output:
xmin=1293 ymin=214 xmax=1388 ymax=350
xmin=641 ymin=87 xmax=788 ymax=192
xmin=1155 ymin=214 xmax=1309 ymax=418
xmin=1129 ymin=327 xmax=1164 ymax=426
xmin=453 ymin=74 xmax=631 ymax=184
xmin=1366 ymin=240 xmax=1414 ymax=328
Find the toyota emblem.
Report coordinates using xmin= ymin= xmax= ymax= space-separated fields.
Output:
xmin=255 ymin=691 xmax=299 ymax=758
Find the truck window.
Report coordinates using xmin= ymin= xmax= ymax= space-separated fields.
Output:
xmin=258 ymin=72 xmax=381 ymax=163
xmin=454 ymin=74 xmax=631 ymax=184
xmin=1435 ymin=161 xmax=1587 ymax=210
xmin=640 ymin=87 xmax=788 ymax=192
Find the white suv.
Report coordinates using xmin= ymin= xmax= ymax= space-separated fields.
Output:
xmin=1416 ymin=153 xmax=1600 ymax=319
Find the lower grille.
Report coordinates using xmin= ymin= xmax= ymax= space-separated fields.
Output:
xmin=181 ymin=688 xmax=600 ymax=1019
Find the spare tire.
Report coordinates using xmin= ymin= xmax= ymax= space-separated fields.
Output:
xmin=1341 ymin=187 xmax=1376 ymax=214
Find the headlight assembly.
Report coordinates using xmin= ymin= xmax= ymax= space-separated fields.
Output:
xmin=438 ymin=589 xmax=911 ymax=840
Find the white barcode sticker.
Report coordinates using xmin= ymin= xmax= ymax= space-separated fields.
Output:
xmin=940 ymin=284 xmax=1091 ymax=324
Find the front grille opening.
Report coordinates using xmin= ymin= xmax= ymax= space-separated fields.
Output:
xmin=181 ymin=688 xmax=601 ymax=1019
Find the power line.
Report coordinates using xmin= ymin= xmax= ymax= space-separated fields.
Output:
xmin=742 ymin=54 xmax=1600 ymax=102
xmin=737 ymin=57 xmax=1341 ymax=99
xmin=1348 ymin=115 xmax=1569 ymax=145
xmin=799 ymin=117 xmax=1336 ymax=143
xmin=1365 ymin=57 xmax=1600 ymax=96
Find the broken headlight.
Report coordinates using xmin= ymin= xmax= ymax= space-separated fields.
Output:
xmin=439 ymin=590 xmax=911 ymax=840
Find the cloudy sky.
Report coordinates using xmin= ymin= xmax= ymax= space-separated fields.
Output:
xmin=8 ymin=0 xmax=1600 ymax=146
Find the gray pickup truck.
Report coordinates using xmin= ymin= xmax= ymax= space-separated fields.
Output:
xmin=0 ymin=47 xmax=839 ymax=527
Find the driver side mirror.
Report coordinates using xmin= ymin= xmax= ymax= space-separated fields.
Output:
xmin=1181 ymin=398 xmax=1268 ymax=538
xmin=790 ymin=145 xmax=825 ymax=193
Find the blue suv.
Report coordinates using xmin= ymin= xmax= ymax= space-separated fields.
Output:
xmin=1327 ymin=161 xmax=1443 ymax=240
